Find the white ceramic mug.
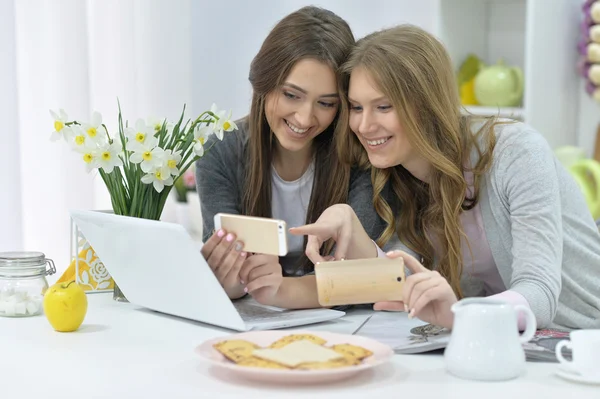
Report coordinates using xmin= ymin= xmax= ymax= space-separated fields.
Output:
xmin=556 ymin=329 xmax=600 ymax=377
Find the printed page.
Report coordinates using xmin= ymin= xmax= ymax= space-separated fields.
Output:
xmin=356 ymin=312 xmax=572 ymax=360
xmin=354 ymin=311 xmax=451 ymax=354
xmin=522 ymin=329 xmax=572 ymax=362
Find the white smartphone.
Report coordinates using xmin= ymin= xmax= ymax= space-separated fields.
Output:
xmin=213 ymin=213 xmax=288 ymax=256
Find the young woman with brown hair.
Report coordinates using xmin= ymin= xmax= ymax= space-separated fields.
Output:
xmin=195 ymin=7 xmax=387 ymax=308
xmin=292 ymin=25 xmax=600 ymax=330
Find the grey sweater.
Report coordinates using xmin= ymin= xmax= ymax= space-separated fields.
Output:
xmin=195 ymin=119 xmax=387 ymax=275
xmin=388 ymin=120 xmax=600 ymax=330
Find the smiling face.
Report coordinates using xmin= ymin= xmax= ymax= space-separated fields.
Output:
xmin=347 ymin=67 xmax=412 ymax=170
xmin=348 ymin=67 xmax=432 ymax=181
xmin=265 ymin=58 xmax=340 ymax=155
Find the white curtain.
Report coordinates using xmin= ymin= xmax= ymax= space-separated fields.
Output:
xmin=1 ymin=0 xmax=23 ymax=253
xmin=0 ymin=0 xmax=193 ymax=278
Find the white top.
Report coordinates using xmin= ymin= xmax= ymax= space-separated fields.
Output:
xmin=271 ymin=161 xmax=314 ymax=275
xmin=0 ymin=293 xmax=595 ymax=398
xmin=459 ymin=171 xmax=504 ymax=296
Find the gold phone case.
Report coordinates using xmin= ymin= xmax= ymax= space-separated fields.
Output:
xmin=315 ymin=257 xmax=405 ymax=307
xmin=213 ymin=213 xmax=288 ymax=256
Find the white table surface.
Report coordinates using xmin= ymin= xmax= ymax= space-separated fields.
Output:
xmin=0 ymin=293 xmax=597 ymax=399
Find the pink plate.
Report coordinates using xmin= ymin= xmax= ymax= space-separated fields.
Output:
xmin=195 ymin=329 xmax=394 ymax=384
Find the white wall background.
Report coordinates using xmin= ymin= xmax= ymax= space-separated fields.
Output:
xmin=577 ymin=82 xmax=600 ymax=154
xmin=0 ymin=0 xmax=596 ymax=280
xmin=188 ymin=0 xmax=437 ymax=120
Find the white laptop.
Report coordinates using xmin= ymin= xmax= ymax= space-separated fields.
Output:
xmin=69 ymin=209 xmax=345 ymax=331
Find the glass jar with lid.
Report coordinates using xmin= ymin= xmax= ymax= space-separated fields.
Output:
xmin=0 ymin=251 xmax=56 ymax=317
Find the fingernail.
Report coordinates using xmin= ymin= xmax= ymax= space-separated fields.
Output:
xmin=217 ymin=229 xmax=225 ymax=238
xmin=404 ymin=303 xmax=408 ymax=312
xmin=243 ymin=287 xmax=248 ymax=293
xmin=240 ymin=280 xmax=244 ymax=285
xmin=226 ymin=233 xmax=234 ymax=242
xmin=340 ymin=258 xmax=345 ymax=261
xmin=386 ymin=250 xmax=401 ymax=256
xmin=240 ymin=252 xmax=247 ymax=257
xmin=235 ymin=242 xmax=243 ymax=251
xmin=408 ymin=309 xmax=415 ymax=319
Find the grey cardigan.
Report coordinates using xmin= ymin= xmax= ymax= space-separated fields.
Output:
xmin=195 ymin=118 xmax=387 ymax=275
xmin=388 ymin=120 xmax=600 ymax=330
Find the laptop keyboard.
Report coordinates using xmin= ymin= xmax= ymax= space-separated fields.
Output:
xmin=233 ymin=298 xmax=343 ymax=326
xmin=234 ymin=301 xmax=288 ymax=321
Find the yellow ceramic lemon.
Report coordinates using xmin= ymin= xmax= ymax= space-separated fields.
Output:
xmin=43 ymin=281 xmax=88 ymax=332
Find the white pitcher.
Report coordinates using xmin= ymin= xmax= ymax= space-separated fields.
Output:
xmin=444 ymin=297 xmax=537 ymax=381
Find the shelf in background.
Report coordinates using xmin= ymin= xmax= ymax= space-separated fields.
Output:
xmin=463 ymin=105 xmax=525 ymax=120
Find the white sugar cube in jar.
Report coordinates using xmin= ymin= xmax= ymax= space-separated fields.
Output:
xmin=0 ymin=251 xmax=56 ymax=317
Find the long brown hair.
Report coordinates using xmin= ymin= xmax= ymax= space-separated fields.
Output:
xmin=244 ymin=6 xmax=355 ymax=274
xmin=338 ymin=25 xmax=503 ymax=297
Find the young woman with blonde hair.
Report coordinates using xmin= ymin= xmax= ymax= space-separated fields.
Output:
xmin=195 ymin=7 xmax=387 ymax=308
xmin=292 ymin=25 xmax=600 ymax=330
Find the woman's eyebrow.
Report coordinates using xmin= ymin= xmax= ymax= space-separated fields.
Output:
xmin=348 ymin=96 xmax=387 ymax=103
xmin=283 ymin=82 xmax=338 ymax=98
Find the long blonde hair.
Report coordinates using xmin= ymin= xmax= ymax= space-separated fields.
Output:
xmin=338 ymin=25 xmax=503 ymax=297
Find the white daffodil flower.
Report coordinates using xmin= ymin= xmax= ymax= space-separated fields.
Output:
xmin=130 ymin=144 xmax=164 ymax=173
xmin=96 ymin=141 xmax=123 ymax=173
xmin=212 ymin=109 xmax=237 ymax=140
xmin=126 ymin=119 xmax=157 ymax=152
xmin=208 ymin=103 xmax=227 ymax=140
xmin=68 ymin=125 xmax=98 ymax=172
xmin=141 ymin=166 xmax=173 ymax=193
xmin=78 ymin=146 xmax=98 ymax=173
xmin=69 ymin=124 xmax=89 ymax=152
xmin=146 ymin=116 xmax=173 ymax=133
xmin=81 ymin=111 xmax=106 ymax=145
xmin=49 ymin=109 xmax=70 ymax=142
xmin=163 ymin=149 xmax=182 ymax=176
xmin=193 ymin=124 xmax=215 ymax=157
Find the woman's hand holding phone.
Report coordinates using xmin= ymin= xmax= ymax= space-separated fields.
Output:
xmin=375 ymin=250 xmax=457 ymax=329
xmin=201 ymin=229 xmax=247 ymax=299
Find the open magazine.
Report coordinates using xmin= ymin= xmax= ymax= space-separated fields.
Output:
xmin=354 ymin=312 xmax=572 ymax=362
